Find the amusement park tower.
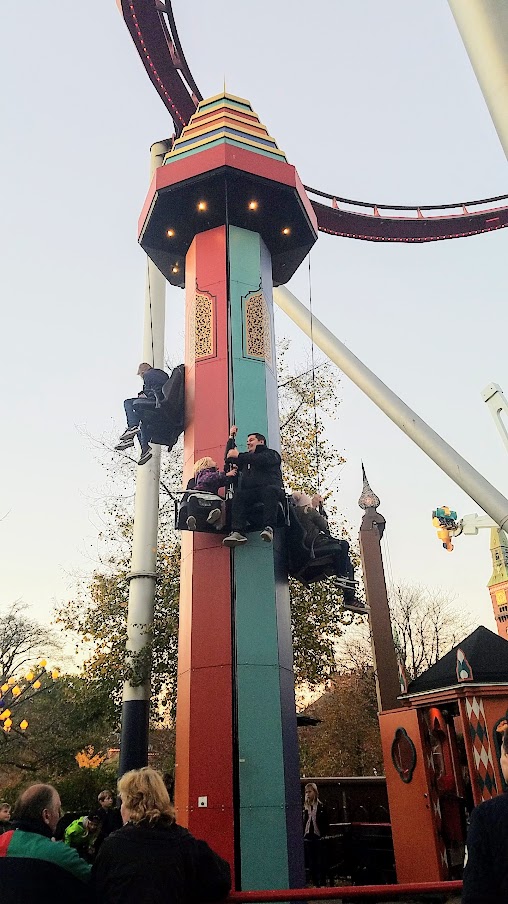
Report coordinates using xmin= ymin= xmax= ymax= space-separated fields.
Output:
xmin=138 ymin=93 xmax=317 ymax=889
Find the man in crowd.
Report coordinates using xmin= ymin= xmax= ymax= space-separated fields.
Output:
xmin=0 ymin=783 xmax=91 ymax=902
xmin=462 ymin=727 xmax=508 ymax=902
xmin=223 ymin=427 xmax=284 ymax=547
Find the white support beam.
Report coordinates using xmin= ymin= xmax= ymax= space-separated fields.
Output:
xmin=273 ymin=285 xmax=508 ymax=533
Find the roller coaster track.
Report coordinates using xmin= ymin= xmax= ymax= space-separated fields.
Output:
xmin=117 ymin=0 xmax=508 ymax=243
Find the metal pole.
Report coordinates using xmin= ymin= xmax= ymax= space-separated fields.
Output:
xmin=119 ymin=140 xmax=170 ymax=776
xmin=273 ymin=285 xmax=508 ymax=532
xmin=448 ymin=0 xmax=508 ymax=160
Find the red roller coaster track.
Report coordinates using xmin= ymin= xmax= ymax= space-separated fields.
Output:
xmin=117 ymin=0 xmax=508 ymax=243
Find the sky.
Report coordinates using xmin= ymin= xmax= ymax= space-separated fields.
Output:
xmin=1 ymin=1 xmax=507 ymax=645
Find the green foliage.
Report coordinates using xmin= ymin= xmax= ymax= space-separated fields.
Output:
xmin=0 ymin=675 xmax=114 ymax=777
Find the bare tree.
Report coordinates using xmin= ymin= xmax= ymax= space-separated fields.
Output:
xmin=0 ymin=601 xmax=60 ymax=684
xmin=390 ymin=583 xmax=473 ymax=680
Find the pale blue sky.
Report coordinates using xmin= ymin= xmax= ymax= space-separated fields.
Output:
xmin=1 ymin=1 xmax=507 ymax=639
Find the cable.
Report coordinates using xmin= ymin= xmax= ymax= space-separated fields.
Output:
xmin=308 ymin=254 xmax=321 ymax=493
xmin=146 ymin=260 xmax=155 ymax=367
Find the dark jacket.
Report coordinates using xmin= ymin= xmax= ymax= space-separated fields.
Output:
xmin=234 ymin=444 xmax=283 ymax=491
xmin=303 ymin=802 xmax=329 ymax=838
xmin=92 ymin=818 xmax=231 ymax=904
xmin=462 ymin=793 xmax=508 ymax=903
xmin=142 ymin=367 xmax=170 ymax=399
xmin=0 ymin=819 xmax=91 ymax=904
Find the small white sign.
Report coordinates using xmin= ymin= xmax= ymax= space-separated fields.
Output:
xmin=198 ymin=796 xmax=208 ymax=808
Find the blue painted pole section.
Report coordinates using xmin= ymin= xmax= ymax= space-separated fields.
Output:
xmin=228 ymin=226 xmax=304 ymax=889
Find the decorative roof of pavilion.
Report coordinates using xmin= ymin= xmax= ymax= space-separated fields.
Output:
xmin=407 ymin=626 xmax=508 ymax=695
xmin=163 ymin=91 xmax=287 ymax=164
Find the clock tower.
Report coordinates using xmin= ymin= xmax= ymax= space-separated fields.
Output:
xmin=488 ymin=528 xmax=508 ymax=639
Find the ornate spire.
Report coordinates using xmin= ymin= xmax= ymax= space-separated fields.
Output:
xmin=358 ymin=463 xmax=381 ymax=511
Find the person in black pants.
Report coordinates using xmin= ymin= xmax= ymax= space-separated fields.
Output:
xmin=223 ymin=427 xmax=284 ymax=547
xmin=462 ymin=728 xmax=508 ymax=903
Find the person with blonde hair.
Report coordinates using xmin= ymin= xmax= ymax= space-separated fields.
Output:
xmin=303 ymin=782 xmax=329 ymax=887
xmin=92 ymin=767 xmax=231 ymax=903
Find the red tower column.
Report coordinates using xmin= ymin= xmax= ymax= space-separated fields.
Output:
xmin=175 ymin=227 xmax=235 ymax=869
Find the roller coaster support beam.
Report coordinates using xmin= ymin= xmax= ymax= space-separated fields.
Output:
xmin=448 ymin=0 xmax=508 ymax=161
xmin=119 ymin=140 xmax=171 ymax=777
xmin=273 ymin=286 xmax=508 ymax=532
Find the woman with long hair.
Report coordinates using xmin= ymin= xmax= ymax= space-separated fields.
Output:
xmin=92 ymin=767 xmax=231 ymax=904
xmin=303 ymin=782 xmax=329 ymax=887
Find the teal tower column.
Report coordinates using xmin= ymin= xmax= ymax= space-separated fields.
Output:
xmin=229 ymin=225 xmax=302 ymax=887
xmin=138 ymin=92 xmax=318 ymax=889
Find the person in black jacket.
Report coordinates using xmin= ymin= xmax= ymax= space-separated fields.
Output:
xmin=115 ymin=362 xmax=170 ymax=465
xmin=92 ymin=767 xmax=231 ymax=904
xmin=223 ymin=427 xmax=284 ymax=547
xmin=303 ymin=782 xmax=330 ymax=887
xmin=462 ymin=727 xmax=508 ymax=903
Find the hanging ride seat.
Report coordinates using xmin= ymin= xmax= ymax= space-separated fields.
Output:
xmin=176 ymin=491 xmax=226 ymax=533
xmin=132 ymin=363 xmax=185 ymax=450
xmin=176 ymin=489 xmax=290 ymax=535
xmin=286 ymin=504 xmax=337 ymax=585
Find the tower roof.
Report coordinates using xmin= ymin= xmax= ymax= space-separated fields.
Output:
xmin=138 ymin=92 xmax=318 ymax=288
xmin=164 ymin=92 xmax=288 ymax=165
xmin=406 ymin=625 xmax=508 ymax=695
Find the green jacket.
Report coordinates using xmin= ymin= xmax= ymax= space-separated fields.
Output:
xmin=64 ymin=817 xmax=98 ymax=851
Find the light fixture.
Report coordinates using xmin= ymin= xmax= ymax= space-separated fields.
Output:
xmin=282 ymin=227 xmax=291 ymax=235
xmin=197 ymin=201 xmax=207 ymax=211
xmin=166 ymin=228 xmax=175 ymax=238
xmin=248 ymin=200 xmax=258 ymax=211
xmin=171 ymin=265 xmax=179 ymax=274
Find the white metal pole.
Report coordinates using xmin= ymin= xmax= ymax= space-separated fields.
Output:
xmin=448 ymin=0 xmax=508 ymax=160
xmin=273 ymin=285 xmax=508 ymax=532
xmin=119 ymin=140 xmax=170 ymax=775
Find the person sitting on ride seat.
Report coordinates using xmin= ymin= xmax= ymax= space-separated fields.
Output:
xmin=291 ymin=492 xmax=368 ymax=614
xmin=222 ymin=427 xmax=284 ymax=548
xmin=115 ymin=362 xmax=170 ymax=466
xmin=185 ymin=457 xmax=238 ymax=530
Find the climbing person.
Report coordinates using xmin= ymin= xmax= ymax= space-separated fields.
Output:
xmin=223 ymin=428 xmax=284 ymax=547
xmin=115 ymin=362 xmax=170 ymax=466
xmin=291 ymin=492 xmax=368 ymax=614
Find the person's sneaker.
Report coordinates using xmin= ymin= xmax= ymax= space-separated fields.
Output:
xmin=138 ymin=447 xmax=152 ymax=466
xmin=186 ymin=516 xmax=197 ymax=530
xmin=343 ymin=598 xmax=370 ymax=615
xmin=222 ymin=531 xmax=247 ymax=547
xmin=115 ymin=438 xmax=135 ymax=451
xmin=260 ymin=526 xmax=274 ymax=543
xmin=207 ymin=508 xmax=221 ymax=524
xmin=120 ymin=426 xmax=140 ymax=441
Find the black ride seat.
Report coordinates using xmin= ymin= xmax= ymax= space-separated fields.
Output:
xmin=287 ymin=504 xmax=337 ymax=585
xmin=132 ymin=363 xmax=185 ymax=450
xmin=177 ymin=489 xmax=290 ymax=535
xmin=176 ymin=491 xmax=225 ymax=533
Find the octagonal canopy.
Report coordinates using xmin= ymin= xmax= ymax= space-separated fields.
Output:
xmin=138 ymin=92 xmax=318 ymax=287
